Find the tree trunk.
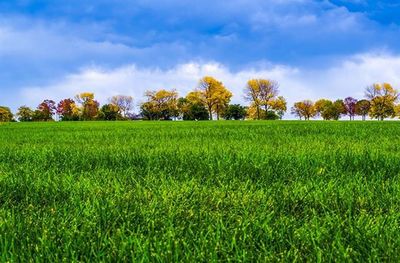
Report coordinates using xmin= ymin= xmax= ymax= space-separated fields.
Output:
xmin=208 ymin=106 xmax=213 ymax=120
xmin=264 ymin=105 xmax=268 ymax=119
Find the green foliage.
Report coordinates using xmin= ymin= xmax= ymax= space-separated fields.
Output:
xmin=99 ymin=104 xmax=122 ymax=121
xmin=178 ymin=97 xmax=209 ymax=121
xmin=16 ymin=106 xmax=34 ymax=122
xmin=1 ymin=121 xmax=400 ymax=261
xmin=355 ymin=100 xmax=371 ymax=120
xmin=183 ymin=103 xmax=209 ymax=120
xmin=264 ymin=110 xmax=280 ymax=120
xmin=32 ymin=110 xmax=48 ymax=121
xmin=222 ymin=104 xmax=247 ymax=120
xmin=315 ymin=99 xmax=345 ymax=120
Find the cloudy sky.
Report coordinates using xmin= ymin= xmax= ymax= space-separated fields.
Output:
xmin=1 ymin=0 xmax=400 ymax=115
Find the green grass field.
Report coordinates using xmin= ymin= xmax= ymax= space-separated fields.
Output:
xmin=1 ymin=121 xmax=400 ymax=261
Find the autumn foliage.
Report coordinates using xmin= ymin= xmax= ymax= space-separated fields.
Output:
xmin=2 ymin=78 xmax=400 ymax=122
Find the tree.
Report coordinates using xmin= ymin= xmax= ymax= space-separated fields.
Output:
xmin=75 ymin=93 xmax=99 ymax=120
xmin=212 ymin=86 xmax=232 ymax=120
xmin=314 ymin=99 xmax=331 ymax=120
xmin=33 ymin=100 xmax=56 ymax=121
xmin=355 ymin=99 xmax=370 ymax=121
xmin=244 ymin=79 xmax=281 ymax=120
xmin=141 ymin=89 xmax=178 ymax=120
xmin=109 ymin=95 xmax=133 ymax=118
xmin=177 ymin=97 xmax=209 ymax=120
xmin=330 ymin=99 xmax=346 ymax=120
xmin=16 ymin=106 xmax=33 ymax=122
xmin=57 ymin=99 xmax=79 ymax=121
xmin=365 ymin=83 xmax=399 ymax=120
xmin=140 ymin=102 xmax=158 ymax=120
xmin=291 ymin=100 xmax=316 ymax=120
xmin=0 ymin=106 xmax=13 ymax=122
xmin=344 ymin=97 xmax=358 ymax=120
xmin=196 ymin=76 xmax=232 ymax=120
xmin=177 ymin=97 xmax=191 ymax=118
xmin=315 ymin=99 xmax=345 ymax=120
xmin=99 ymin=104 xmax=121 ymax=120
xmin=83 ymin=100 xmax=100 ymax=120
xmin=246 ymin=104 xmax=262 ymax=120
xmin=186 ymin=104 xmax=209 ymax=120
xmin=222 ymin=104 xmax=247 ymax=120
xmin=269 ymin=96 xmax=287 ymax=119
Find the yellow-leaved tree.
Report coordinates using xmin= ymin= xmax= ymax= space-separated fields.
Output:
xmin=365 ymin=83 xmax=399 ymax=120
xmin=195 ymin=76 xmax=232 ymax=120
xmin=141 ymin=89 xmax=178 ymax=120
xmin=74 ymin=92 xmax=99 ymax=120
xmin=269 ymin=96 xmax=287 ymax=119
xmin=244 ymin=79 xmax=285 ymax=120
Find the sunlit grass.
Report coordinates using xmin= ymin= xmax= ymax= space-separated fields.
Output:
xmin=1 ymin=121 xmax=400 ymax=261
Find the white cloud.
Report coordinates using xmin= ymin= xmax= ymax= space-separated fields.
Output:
xmin=17 ymin=52 xmax=400 ymax=118
xmin=18 ymin=63 xmax=297 ymax=106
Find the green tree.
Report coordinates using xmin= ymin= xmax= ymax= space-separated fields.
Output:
xmin=16 ymin=106 xmax=34 ymax=122
xmin=315 ymin=99 xmax=345 ymax=120
xmin=222 ymin=104 xmax=247 ymax=120
xmin=355 ymin=99 xmax=371 ymax=121
xmin=99 ymin=104 xmax=122 ymax=120
xmin=330 ymin=100 xmax=346 ymax=120
xmin=178 ymin=97 xmax=209 ymax=120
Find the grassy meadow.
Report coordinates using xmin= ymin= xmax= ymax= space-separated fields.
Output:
xmin=1 ymin=121 xmax=400 ymax=261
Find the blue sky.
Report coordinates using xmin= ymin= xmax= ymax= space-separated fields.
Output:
xmin=1 ymin=0 xmax=400 ymax=113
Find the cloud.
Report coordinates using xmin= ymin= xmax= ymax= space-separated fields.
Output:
xmin=18 ymin=62 xmax=303 ymax=110
xmin=16 ymin=52 xmax=400 ymax=118
xmin=0 ymin=0 xmax=397 ymax=72
xmin=2 ymin=0 xmax=400 ymax=119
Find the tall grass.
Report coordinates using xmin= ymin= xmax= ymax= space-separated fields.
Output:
xmin=1 ymin=121 xmax=400 ymax=261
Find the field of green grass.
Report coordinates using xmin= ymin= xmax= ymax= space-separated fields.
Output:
xmin=1 ymin=121 xmax=400 ymax=261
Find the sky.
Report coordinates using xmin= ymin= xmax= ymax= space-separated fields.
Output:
xmin=1 ymin=0 xmax=400 ymax=115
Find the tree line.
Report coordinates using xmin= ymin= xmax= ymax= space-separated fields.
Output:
xmin=0 ymin=77 xmax=399 ymax=122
